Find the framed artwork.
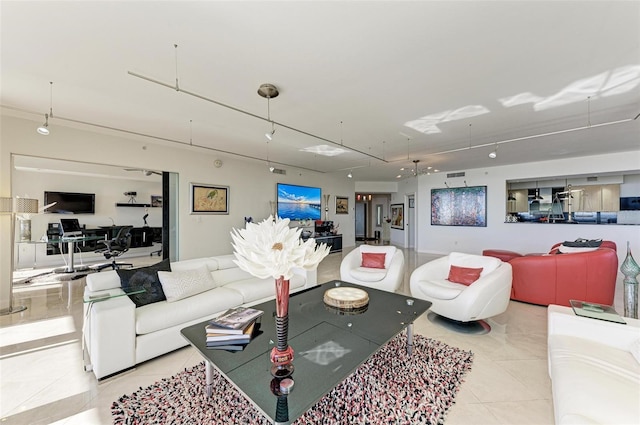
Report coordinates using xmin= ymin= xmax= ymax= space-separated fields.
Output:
xmin=335 ymin=196 xmax=349 ymax=214
xmin=390 ymin=203 xmax=404 ymax=229
xmin=190 ymin=183 xmax=229 ymax=214
xmin=431 ymin=185 xmax=487 ymax=227
xmin=151 ymin=195 xmax=163 ymax=208
xmin=409 ymin=198 xmax=415 ymax=208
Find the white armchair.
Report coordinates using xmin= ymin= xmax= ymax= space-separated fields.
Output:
xmin=339 ymin=245 xmax=405 ymax=292
xmin=410 ymin=252 xmax=512 ymax=323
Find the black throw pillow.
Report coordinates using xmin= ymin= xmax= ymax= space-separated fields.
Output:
xmin=117 ymin=259 xmax=171 ymax=307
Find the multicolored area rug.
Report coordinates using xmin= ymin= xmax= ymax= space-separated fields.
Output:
xmin=112 ymin=335 xmax=473 ymax=425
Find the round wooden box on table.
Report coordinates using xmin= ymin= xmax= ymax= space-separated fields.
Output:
xmin=323 ymin=286 xmax=369 ymax=310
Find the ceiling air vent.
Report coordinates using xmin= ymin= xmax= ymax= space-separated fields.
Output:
xmin=587 ymin=176 xmax=598 ymax=182
xmin=446 ymin=172 xmax=466 ymax=178
xmin=271 ymin=168 xmax=286 ymax=175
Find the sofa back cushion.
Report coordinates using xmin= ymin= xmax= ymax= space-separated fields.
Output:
xmin=211 ymin=267 xmax=254 ymax=286
xmin=170 ymin=257 xmax=219 ymax=272
xmin=360 ymin=245 xmax=396 ymax=269
xmin=449 ymin=252 xmax=501 ymax=277
xmin=158 ymin=265 xmax=217 ymax=302
xmin=216 ymin=254 xmax=239 ymax=270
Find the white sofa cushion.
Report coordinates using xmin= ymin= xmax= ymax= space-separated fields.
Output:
xmin=170 ymin=257 xmax=219 ymax=272
xmin=419 ymin=279 xmax=464 ymax=300
xmin=135 ymin=287 xmax=244 ymax=335
xmin=225 ymin=274 xmax=306 ymax=304
xmin=549 ymin=334 xmax=640 ymax=425
xmin=359 ymin=245 xmax=397 ymax=269
xmin=349 ymin=267 xmax=388 ymax=282
xmin=212 ymin=267 xmax=255 ymax=286
xmin=216 ymin=254 xmax=239 ymax=270
xmin=158 ymin=265 xmax=217 ymax=302
xmin=630 ymin=338 xmax=640 ymax=365
xmin=449 ymin=252 xmax=501 ymax=277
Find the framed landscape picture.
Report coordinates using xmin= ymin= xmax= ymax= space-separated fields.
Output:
xmin=190 ymin=183 xmax=229 ymax=214
xmin=335 ymin=196 xmax=349 ymax=214
xmin=431 ymin=185 xmax=487 ymax=227
xmin=391 ymin=203 xmax=404 ymax=229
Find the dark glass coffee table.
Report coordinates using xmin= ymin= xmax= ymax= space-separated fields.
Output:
xmin=181 ymin=280 xmax=431 ymax=424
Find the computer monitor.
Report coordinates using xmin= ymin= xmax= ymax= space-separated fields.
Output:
xmin=60 ymin=218 xmax=83 ymax=237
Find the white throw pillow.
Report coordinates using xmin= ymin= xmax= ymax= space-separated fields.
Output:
xmin=158 ymin=265 xmax=217 ymax=302
xmin=558 ymin=245 xmax=599 ymax=254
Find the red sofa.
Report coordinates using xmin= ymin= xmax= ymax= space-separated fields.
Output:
xmin=483 ymin=241 xmax=618 ymax=307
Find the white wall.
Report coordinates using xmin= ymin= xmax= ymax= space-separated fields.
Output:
xmin=414 ymin=151 xmax=640 ymax=272
xmin=0 ymin=114 xmax=355 ymax=310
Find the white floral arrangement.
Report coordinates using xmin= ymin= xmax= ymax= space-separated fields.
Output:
xmin=231 ymin=215 xmax=330 ymax=280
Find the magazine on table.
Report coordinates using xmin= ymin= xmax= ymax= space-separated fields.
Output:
xmin=208 ymin=306 xmax=264 ymax=330
xmin=206 ymin=321 xmax=262 ymax=351
xmin=207 ymin=322 xmax=256 ymax=344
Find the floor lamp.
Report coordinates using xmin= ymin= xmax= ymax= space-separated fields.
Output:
xmin=1 ymin=197 xmax=39 ymax=315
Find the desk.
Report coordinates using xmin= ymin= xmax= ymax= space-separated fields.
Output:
xmin=49 ymin=236 xmax=105 ymax=273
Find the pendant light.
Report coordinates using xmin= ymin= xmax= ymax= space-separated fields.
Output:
xmin=258 ymin=83 xmax=278 ymax=141
xmin=534 ymin=181 xmax=543 ymax=200
xmin=37 ymin=81 xmax=54 ymax=136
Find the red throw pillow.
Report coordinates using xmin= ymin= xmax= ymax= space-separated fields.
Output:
xmin=447 ymin=265 xmax=483 ymax=286
xmin=361 ymin=252 xmax=386 ymax=269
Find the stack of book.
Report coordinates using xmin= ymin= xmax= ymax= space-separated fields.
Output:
xmin=205 ymin=306 xmax=264 ymax=351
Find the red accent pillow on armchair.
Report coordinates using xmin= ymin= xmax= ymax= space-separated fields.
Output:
xmin=447 ymin=265 xmax=483 ymax=286
xmin=361 ymin=253 xmax=386 ymax=269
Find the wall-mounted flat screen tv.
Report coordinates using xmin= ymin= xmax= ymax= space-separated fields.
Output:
xmin=431 ymin=185 xmax=487 ymax=227
xmin=277 ymin=183 xmax=321 ymax=221
xmin=44 ymin=191 xmax=95 ymax=214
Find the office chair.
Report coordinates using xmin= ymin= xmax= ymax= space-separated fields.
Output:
xmin=93 ymin=226 xmax=134 ymax=271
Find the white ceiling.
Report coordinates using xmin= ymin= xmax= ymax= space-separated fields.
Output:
xmin=2 ymin=1 xmax=639 ymax=181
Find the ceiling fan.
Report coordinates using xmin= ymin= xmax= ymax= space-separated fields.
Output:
xmin=124 ymin=168 xmax=161 ymax=176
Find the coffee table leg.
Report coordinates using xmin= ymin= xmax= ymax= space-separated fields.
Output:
xmin=205 ymin=361 xmax=214 ymax=397
xmin=407 ymin=323 xmax=414 ymax=355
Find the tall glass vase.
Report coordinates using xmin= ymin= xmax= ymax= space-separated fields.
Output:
xmin=621 ymin=241 xmax=640 ymax=319
xmin=270 ymin=276 xmax=294 ymax=378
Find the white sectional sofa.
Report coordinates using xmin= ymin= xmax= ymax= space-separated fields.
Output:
xmin=547 ymin=305 xmax=640 ymax=424
xmin=83 ymin=254 xmax=316 ymax=379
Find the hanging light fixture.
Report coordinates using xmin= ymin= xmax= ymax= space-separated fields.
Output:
xmin=488 ymin=143 xmax=498 ymax=159
xmin=534 ymin=181 xmax=543 ymax=200
xmin=258 ymin=83 xmax=278 ymax=141
xmin=37 ymin=114 xmax=50 ymax=135
xmin=347 ymin=170 xmax=353 ymax=178
xmin=37 ymin=81 xmax=54 ymax=135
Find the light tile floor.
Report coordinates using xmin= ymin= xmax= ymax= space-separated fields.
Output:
xmin=0 ymin=246 xmax=588 ymax=424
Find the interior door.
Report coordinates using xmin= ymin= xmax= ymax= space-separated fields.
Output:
xmin=355 ymin=202 xmax=365 ymax=239
xmin=408 ymin=195 xmax=415 ymax=249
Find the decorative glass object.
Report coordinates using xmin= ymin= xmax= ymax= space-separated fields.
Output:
xmin=620 ymin=241 xmax=640 ymax=319
xmin=231 ymin=216 xmax=330 ymax=380
xmin=270 ymin=276 xmax=294 ymax=378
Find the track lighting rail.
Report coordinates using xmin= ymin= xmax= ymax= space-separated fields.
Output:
xmin=127 ymin=71 xmax=387 ymax=163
